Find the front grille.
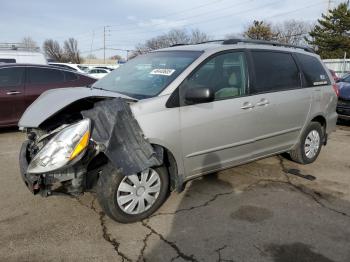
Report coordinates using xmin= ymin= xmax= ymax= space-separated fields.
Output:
xmin=338 ymin=99 xmax=350 ymax=107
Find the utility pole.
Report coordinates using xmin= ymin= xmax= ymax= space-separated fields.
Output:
xmin=103 ymin=26 xmax=110 ymax=64
xmin=103 ymin=26 xmax=106 ymax=64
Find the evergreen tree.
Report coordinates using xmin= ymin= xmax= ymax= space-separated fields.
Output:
xmin=243 ymin=20 xmax=277 ymax=41
xmin=307 ymin=3 xmax=350 ymax=59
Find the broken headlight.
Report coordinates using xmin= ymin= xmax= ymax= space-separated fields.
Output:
xmin=27 ymin=119 xmax=91 ymax=174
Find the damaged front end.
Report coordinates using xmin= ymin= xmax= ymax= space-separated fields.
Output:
xmin=19 ymin=119 xmax=99 ymax=196
xmin=19 ymin=98 xmax=163 ymax=197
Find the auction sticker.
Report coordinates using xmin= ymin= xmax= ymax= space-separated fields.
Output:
xmin=150 ymin=68 xmax=175 ymax=76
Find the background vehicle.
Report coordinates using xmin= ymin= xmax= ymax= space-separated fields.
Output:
xmin=0 ymin=64 xmax=96 ymax=127
xmin=49 ymin=63 xmax=88 ymax=73
xmin=18 ymin=39 xmax=338 ymax=223
xmin=337 ymin=72 xmax=350 ymax=83
xmin=0 ymin=50 xmax=47 ymax=64
xmin=329 ymin=68 xmax=340 ymax=82
xmin=87 ymin=68 xmax=110 ymax=79
xmin=336 ymin=82 xmax=350 ymax=120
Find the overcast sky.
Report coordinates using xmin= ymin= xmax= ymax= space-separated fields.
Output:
xmin=0 ymin=0 xmax=345 ymax=58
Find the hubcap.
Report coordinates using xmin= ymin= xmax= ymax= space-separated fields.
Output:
xmin=116 ymin=168 xmax=161 ymax=215
xmin=304 ymin=130 xmax=320 ymax=159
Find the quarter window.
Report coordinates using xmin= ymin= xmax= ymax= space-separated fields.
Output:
xmin=184 ymin=51 xmax=247 ymax=101
xmin=65 ymin=71 xmax=78 ymax=81
xmin=296 ymin=53 xmax=331 ymax=87
xmin=251 ymin=51 xmax=300 ymax=94
xmin=0 ymin=67 xmax=24 ymax=87
xmin=28 ymin=68 xmax=64 ymax=84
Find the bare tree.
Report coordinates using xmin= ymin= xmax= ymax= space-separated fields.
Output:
xmin=273 ymin=20 xmax=313 ymax=45
xmin=134 ymin=28 xmax=211 ymax=55
xmin=110 ymin=54 xmax=122 ymax=61
xmin=63 ymin=38 xmax=81 ymax=63
xmin=190 ymin=29 xmax=211 ymax=43
xmin=86 ymin=54 xmax=97 ymax=60
xmin=21 ymin=37 xmax=39 ymax=51
xmin=43 ymin=39 xmax=65 ymax=62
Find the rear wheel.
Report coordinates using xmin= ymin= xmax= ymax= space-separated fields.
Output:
xmin=96 ymin=163 xmax=169 ymax=223
xmin=289 ymin=122 xmax=324 ymax=164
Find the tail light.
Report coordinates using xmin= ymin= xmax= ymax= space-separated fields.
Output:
xmin=332 ymin=84 xmax=339 ymax=97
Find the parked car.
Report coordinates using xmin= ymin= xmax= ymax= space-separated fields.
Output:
xmin=49 ymin=63 xmax=88 ymax=73
xmin=18 ymin=39 xmax=337 ymax=223
xmin=328 ymin=68 xmax=340 ymax=82
xmin=336 ymin=74 xmax=350 ymax=120
xmin=0 ymin=64 xmax=96 ymax=127
xmin=0 ymin=50 xmax=47 ymax=64
xmin=87 ymin=68 xmax=110 ymax=79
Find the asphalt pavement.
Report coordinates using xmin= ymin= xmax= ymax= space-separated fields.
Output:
xmin=1 ymin=124 xmax=350 ymax=262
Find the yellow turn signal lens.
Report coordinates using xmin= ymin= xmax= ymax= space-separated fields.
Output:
xmin=69 ymin=131 xmax=90 ymax=160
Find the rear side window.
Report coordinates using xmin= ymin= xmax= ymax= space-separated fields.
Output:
xmin=295 ymin=53 xmax=330 ymax=87
xmin=250 ymin=51 xmax=300 ymax=94
xmin=64 ymin=71 xmax=78 ymax=81
xmin=28 ymin=67 xmax=64 ymax=84
xmin=0 ymin=67 xmax=24 ymax=87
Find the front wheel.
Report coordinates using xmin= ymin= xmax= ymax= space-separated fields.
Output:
xmin=96 ymin=163 xmax=169 ymax=223
xmin=289 ymin=122 xmax=324 ymax=164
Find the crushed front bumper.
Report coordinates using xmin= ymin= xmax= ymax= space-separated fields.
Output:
xmin=19 ymin=140 xmax=40 ymax=195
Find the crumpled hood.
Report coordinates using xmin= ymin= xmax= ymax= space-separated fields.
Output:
xmin=19 ymin=87 xmax=134 ymax=128
xmin=337 ymin=82 xmax=350 ymax=100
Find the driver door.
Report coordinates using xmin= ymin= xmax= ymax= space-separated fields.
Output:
xmin=179 ymin=51 xmax=258 ymax=177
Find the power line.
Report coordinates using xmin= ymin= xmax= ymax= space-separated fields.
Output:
xmin=109 ymin=0 xmax=255 ymax=33
xmin=51 ymin=0 xmax=223 ymax=41
xmin=108 ymin=0 xmax=224 ymax=28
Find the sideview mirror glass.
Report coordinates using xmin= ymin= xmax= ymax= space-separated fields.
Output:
xmin=185 ymin=87 xmax=214 ymax=104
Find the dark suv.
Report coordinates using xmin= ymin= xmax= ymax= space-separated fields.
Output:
xmin=0 ymin=64 xmax=96 ymax=127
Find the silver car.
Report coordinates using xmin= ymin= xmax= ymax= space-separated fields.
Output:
xmin=18 ymin=39 xmax=338 ymax=223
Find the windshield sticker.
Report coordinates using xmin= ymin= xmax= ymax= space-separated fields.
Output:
xmin=150 ymin=69 xmax=175 ymax=76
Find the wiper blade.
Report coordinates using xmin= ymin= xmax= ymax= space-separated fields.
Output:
xmin=91 ymin=86 xmax=109 ymax=91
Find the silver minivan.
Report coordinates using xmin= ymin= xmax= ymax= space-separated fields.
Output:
xmin=18 ymin=39 xmax=338 ymax=223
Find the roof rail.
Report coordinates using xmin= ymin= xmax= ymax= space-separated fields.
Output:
xmin=170 ymin=40 xmax=224 ymax=47
xmin=195 ymin=40 xmax=225 ymax=45
xmin=222 ymin=38 xmax=315 ymax=53
xmin=170 ymin=43 xmax=187 ymax=47
xmin=0 ymin=42 xmax=40 ymax=51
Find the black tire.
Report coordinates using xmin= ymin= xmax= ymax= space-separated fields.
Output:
xmin=289 ymin=122 xmax=324 ymax=164
xmin=96 ymin=163 xmax=169 ymax=223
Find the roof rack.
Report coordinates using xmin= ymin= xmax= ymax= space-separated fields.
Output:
xmin=222 ymin=38 xmax=315 ymax=53
xmin=0 ymin=42 xmax=40 ymax=51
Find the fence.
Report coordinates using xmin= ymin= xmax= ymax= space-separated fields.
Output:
xmin=323 ymin=59 xmax=350 ymax=77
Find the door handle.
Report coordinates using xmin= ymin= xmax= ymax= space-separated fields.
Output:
xmin=256 ymin=98 xmax=269 ymax=107
xmin=6 ymin=91 xmax=21 ymax=95
xmin=241 ymin=102 xmax=254 ymax=110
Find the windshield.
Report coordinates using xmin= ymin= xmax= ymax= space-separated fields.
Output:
xmin=341 ymin=73 xmax=350 ymax=83
xmin=92 ymin=51 xmax=202 ymax=99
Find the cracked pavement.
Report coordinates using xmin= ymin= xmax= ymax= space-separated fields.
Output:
xmin=1 ymin=125 xmax=350 ymax=262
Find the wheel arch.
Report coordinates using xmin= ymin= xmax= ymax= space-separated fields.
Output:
xmin=310 ymin=115 xmax=327 ymax=130
xmin=151 ymin=143 xmax=184 ymax=192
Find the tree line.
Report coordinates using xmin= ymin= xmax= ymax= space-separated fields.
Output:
xmin=20 ymin=2 xmax=350 ymax=62
xmin=133 ymin=3 xmax=350 ymax=59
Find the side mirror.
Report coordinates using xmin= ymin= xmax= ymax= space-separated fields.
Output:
xmin=185 ymin=86 xmax=214 ymax=104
